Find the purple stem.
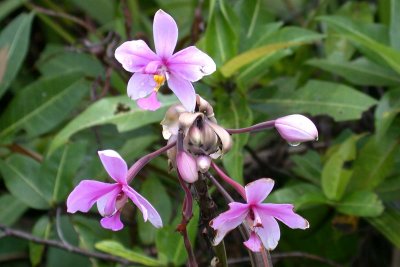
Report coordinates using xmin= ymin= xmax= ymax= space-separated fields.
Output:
xmin=225 ymin=120 xmax=275 ymax=134
xmin=211 ymin=161 xmax=246 ymax=200
xmin=126 ymin=141 xmax=176 ymax=183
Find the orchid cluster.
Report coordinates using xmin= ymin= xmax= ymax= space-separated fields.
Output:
xmin=67 ymin=9 xmax=318 ymax=262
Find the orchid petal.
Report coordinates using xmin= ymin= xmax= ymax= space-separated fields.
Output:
xmin=245 ymin=178 xmax=274 ymax=205
xmin=167 ymin=73 xmax=196 ymax=112
xmin=123 ymin=186 xmax=163 ymax=228
xmin=168 ymin=46 xmax=216 ymax=82
xmin=136 ymin=91 xmax=161 ymax=111
xmin=114 ymin=40 xmax=159 ymax=72
xmin=210 ymin=202 xmax=249 ymax=245
xmin=127 ymin=73 xmax=157 ymax=100
xmin=100 ymin=211 xmax=124 ymax=231
xmin=97 ymin=186 xmax=121 ymax=216
xmin=98 ymin=150 xmax=128 ymax=184
xmin=67 ymin=181 xmax=119 ymax=213
xmin=255 ymin=215 xmax=280 ymax=250
xmin=258 ymin=204 xmax=309 ymax=229
xmin=153 ymin=10 xmax=178 ymax=58
xmin=244 ymin=231 xmax=263 ymax=252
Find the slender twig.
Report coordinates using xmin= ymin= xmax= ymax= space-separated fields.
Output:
xmin=28 ymin=3 xmax=95 ymax=32
xmin=0 ymin=223 xmax=133 ymax=265
xmin=225 ymin=120 xmax=275 ymax=134
xmin=121 ymin=0 xmax=132 ymax=39
xmin=126 ymin=141 xmax=176 ymax=182
xmin=210 ymin=162 xmax=246 ymax=199
xmin=5 ymin=144 xmax=43 ymax=162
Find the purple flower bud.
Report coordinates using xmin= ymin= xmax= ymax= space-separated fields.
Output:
xmin=176 ymin=151 xmax=198 ymax=183
xmin=274 ymin=114 xmax=318 ymax=144
xmin=197 ymin=155 xmax=211 ymax=173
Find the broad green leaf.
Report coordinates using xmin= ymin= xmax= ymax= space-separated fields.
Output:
xmin=348 ymin=135 xmax=398 ymax=191
xmin=38 ymin=52 xmax=104 ymax=78
xmin=156 ymin=205 xmax=199 ymax=266
xmin=268 ymin=183 xmax=327 ymax=210
xmin=29 ymin=216 xmax=51 ymax=266
xmin=0 ymin=12 xmax=34 ymax=98
xmin=0 ymin=0 xmax=26 ymax=22
xmin=322 ymin=135 xmax=358 ymax=201
xmin=318 ymin=16 xmax=400 ymax=75
xmin=49 ymin=94 xmax=177 ymax=154
xmin=376 ymin=175 xmax=400 ymax=201
xmin=252 ymin=80 xmax=377 ymax=121
xmin=375 ymin=89 xmax=400 ymax=138
xmin=0 ymin=193 xmax=28 ymax=226
xmin=0 ymin=47 xmax=7 ymax=83
xmin=40 ymin=142 xmax=87 ymax=204
xmin=0 ymin=73 xmax=88 ymax=140
xmin=307 ymin=57 xmax=400 ymax=86
xmin=95 ymin=240 xmax=163 ymax=266
xmin=336 ymin=191 xmax=384 ymax=217
xmin=367 ymin=207 xmax=400 ymax=248
xmin=291 ymin=150 xmax=322 ymax=185
xmin=390 ymin=0 xmax=400 ymax=50
xmin=221 ymin=27 xmax=323 ymax=77
xmin=220 ymin=94 xmax=253 ymax=184
xmin=0 ymin=155 xmax=51 ymax=209
xmin=137 ymin=178 xmax=172 ymax=245
xmin=200 ymin=0 xmax=238 ymax=67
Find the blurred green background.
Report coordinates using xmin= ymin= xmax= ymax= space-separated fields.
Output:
xmin=0 ymin=0 xmax=399 ymax=266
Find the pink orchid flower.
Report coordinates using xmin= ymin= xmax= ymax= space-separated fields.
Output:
xmin=67 ymin=150 xmax=162 ymax=231
xmin=210 ymin=178 xmax=309 ymax=252
xmin=115 ymin=9 xmax=216 ymax=112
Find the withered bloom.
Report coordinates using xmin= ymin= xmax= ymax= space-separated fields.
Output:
xmin=162 ymin=95 xmax=232 ymax=182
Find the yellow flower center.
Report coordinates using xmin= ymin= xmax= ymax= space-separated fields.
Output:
xmin=153 ymin=74 xmax=165 ymax=92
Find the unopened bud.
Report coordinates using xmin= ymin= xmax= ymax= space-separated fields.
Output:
xmin=274 ymin=114 xmax=318 ymax=143
xmin=176 ymin=151 xmax=198 ymax=183
xmin=197 ymin=156 xmax=211 ymax=173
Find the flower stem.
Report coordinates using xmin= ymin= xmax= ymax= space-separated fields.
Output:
xmin=126 ymin=141 xmax=176 ymax=183
xmin=225 ymin=120 xmax=275 ymax=134
xmin=210 ymin=161 xmax=246 ymax=200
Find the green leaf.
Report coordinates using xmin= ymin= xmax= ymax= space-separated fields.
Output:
xmin=40 ymin=142 xmax=87 ymax=204
xmin=390 ymin=0 xmax=400 ymax=50
xmin=0 ymin=193 xmax=28 ymax=226
xmin=156 ymin=205 xmax=199 ymax=266
xmin=220 ymin=95 xmax=253 ymax=184
xmin=221 ymin=27 xmax=323 ymax=77
xmin=375 ymin=89 xmax=400 ymax=138
xmin=200 ymin=0 xmax=238 ymax=67
xmin=137 ymin=178 xmax=172 ymax=245
xmin=95 ymin=240 xmax=163 ymax=266
xmin=37 ymin=51 xmax=104 ymax=78
xmin=367 ymin=207 xmax=400 ymax=248
xmin=0 ymin=0 xmax=26 ymax=22
xmin=291 ymin=150 xmax=322 ymax=185
xmin=0 ymin=155 xmax=51 ymax=209
xmin=318 ymin=16 xmax=400 ymax=75
xmin=267 ymin=183 xmax=327 ymax=210
xmin=376 ymin=175 xmax=400 ymax=201
xmin=0 ymin=12 xmax=34 ymax=98
xmin=348 ymin=136 xmax=398 ymax=191
xmin=29 ymin=216 xmax=51 ymax=266
xmin=336 ymin=191 xmax=384 ymax=217
xmin=307 ymin=57 xmax=400 ymax=86
xmin=49 ymin=94 xmax=177 ymax=154
xmin=252 ymin=80 xmax=377 ymax=121
xmin=70 ymin=0 xmax=115 ymax=24
xmin=321 ymin=135 xmax=358 ymax=201
xmin=0 ymin=73 xmax=88 ymax=140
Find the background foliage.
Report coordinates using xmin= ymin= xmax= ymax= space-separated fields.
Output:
xmin=0 ymin=0 xmax=399 ymax=266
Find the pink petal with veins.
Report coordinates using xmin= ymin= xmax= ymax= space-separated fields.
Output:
xmin=167 ymin=73 xmax=196 ymax=112
xmin=127 ymin=73 xmax=157 ymax=100
xmin=136 ymin=91 xmax=161 ymax=111
xmin=114 ymin=40 xmax=159 ymax=72
xmin=153 ymin=9 xmax=178 ymax=59
xmin=100 ymin=211 xmax=124 ymax=231
xmin=98 ymin=150 xmax=128 ymax=184
xmin=257 ymin=204 xmax=309 ymax=229
xmin=245 ymin=178 xmax=274 ymax=205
